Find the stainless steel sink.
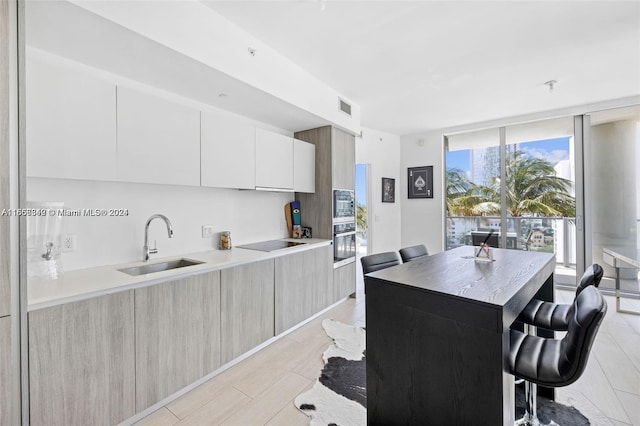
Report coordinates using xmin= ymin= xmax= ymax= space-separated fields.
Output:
xmin=118 ymin=258 xmax=204 ymax=276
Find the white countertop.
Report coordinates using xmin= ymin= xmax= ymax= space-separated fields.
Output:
xmin=28 ymin=238 xmax=331 ymax=311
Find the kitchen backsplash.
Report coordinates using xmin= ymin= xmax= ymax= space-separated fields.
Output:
xmin=27 ymin=177 xmax=293 ymax=271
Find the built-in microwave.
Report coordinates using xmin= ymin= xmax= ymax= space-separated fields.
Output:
xmin=333 ymin=189 xmax=355 ymax=222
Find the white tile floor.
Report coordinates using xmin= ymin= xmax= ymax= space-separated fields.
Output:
xmin=554 ymin=289 xmax=640 ymax=426
xmin=136 ymin=267 xmax=640 ymax=426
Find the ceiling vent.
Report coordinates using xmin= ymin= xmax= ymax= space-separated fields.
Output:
xmin=339 ymin=98 xmax=352 ymax=117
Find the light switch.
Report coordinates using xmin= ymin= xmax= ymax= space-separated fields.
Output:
xmin=201 ymin=225 xmax=214 ymax=238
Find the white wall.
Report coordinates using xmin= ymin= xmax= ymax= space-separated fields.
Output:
xmin=356 ymin=127 xmax=402 ymax=254
xmin=400 ymin=131 xmax=445 ymax=254
xmin=27 ymin=178 xmax=293 ymax=271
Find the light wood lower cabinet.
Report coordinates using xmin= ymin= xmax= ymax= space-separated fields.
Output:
xmin=135 ymin=271 xmax=221 ymax=411
xmin=27 ymin=245 xmax=334 ymax=424
xmin=28 ymin=291 xmax=135 ymax=426
xmin=0 ymin=316 xmax=11 ymax=426
xmin=221 ymin=259 xmax=275 ymax=364
xmin=333 ymin=261 xmax=356 ymax=303
xmin=275 ymin=245 xmax=333 ymax=334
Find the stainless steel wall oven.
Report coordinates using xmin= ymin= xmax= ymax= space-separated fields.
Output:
xmin=332 ymin=189 xmax=356 ymax=267
xmin=333 ymin=221 xmax=356 ymax=267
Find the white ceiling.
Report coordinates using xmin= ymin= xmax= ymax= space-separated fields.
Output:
xmin=26 ymin=1 xmax=332 ymax=133
xmin=203 ymin=1 xmax=640 ymax=135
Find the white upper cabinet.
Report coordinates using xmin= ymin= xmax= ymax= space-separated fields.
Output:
xmin=26 ymin=57 xmax=117 ymax=181
xmin=116 ymin=87 xmax=200 ymax=186
xmin=293 ymin=138 xmax=315 ymax=193
xmin=255 ymin=128 xmax=294 ymax=190
xmin=26 ymin=56 xmax=310 ymax=192
xmin=201 ymin=110 xmax=255 ymax=190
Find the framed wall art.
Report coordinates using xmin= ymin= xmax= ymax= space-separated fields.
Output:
xmin=382 ymin=177 xmax=395 ymax=203
xmin=408 ymin=166 xmax=433 ymax=199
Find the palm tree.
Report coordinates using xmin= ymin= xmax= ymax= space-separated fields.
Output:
xmin=445 ymin=169 xmax=473 ymax=215
xmin=356 ymin=204 xmax=368 ymax=235
xmin=447 ymin=151 xmax=575 ymax=218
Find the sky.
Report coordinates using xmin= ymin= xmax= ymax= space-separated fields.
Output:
xmin=446 ymin=136 xmax=571 ymax=172
xmin=355 ymin=164 xmax=367 ymax=206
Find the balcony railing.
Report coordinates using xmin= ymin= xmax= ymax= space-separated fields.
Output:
xmin=446 ymin=216 xmax=577 ymax=267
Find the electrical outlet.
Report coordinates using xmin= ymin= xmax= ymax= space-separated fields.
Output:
xmin=62 ymin=234 xmax=76 ymax=252
xmin=201 ymin=225 xmax=214 ymax=238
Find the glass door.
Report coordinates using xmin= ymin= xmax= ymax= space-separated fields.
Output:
xmin=505 ymin=117 xmax=577 ymax=285
xmin=586 ymin=106 xmax=640 ymax=295
xmin=355 ymin=164 xmax=369 ymax=257
xmin=355 ymin=163 xmax=370 ymax=294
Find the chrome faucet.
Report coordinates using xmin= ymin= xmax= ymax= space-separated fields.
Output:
xmin=143 ymin=214 xmax=174 ymax=261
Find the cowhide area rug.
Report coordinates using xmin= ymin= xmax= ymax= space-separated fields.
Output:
xmin=294 ymin=319 xmax=366 ymax=425
xmin=294 ymin=319 xmax=590 ymax=426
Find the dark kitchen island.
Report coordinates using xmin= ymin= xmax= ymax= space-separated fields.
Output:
xmin=364 ymin=245 xmax=556 ymax=426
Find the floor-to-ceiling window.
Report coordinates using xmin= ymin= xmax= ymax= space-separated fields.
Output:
xmin=444 ymin=128 xmax=501 ymax=248
xmin=445 ymin=117 xmax=578 ymax=283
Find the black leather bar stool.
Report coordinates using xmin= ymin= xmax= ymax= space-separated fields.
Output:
xmin=518 ymin=264 xmax=603 ymax=331
xmin=361 ymin=251 xmax=401 ymax=274
xmin=509 ymin=285 xmax=607 ymax=425
xmin=399 ymin=244 xmax=429 ymax=262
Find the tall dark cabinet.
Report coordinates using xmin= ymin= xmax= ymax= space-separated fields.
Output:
xmin=295 ymin=126 xmax=356 ymax=300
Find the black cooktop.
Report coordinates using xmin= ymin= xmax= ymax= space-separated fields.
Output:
xmin=237 ymin=240 xmax=306 ymax=252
